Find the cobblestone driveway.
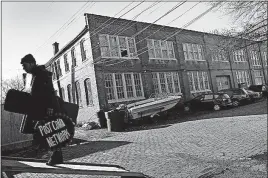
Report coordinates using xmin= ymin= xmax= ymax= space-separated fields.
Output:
xmin=4 ymin=100 xmax=267 ymax=178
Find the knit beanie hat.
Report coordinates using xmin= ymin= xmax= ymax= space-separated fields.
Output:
xmin=21 ymin=54 xmax=36 ymax=64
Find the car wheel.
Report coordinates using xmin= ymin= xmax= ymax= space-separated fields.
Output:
xmin=232 ymin=100 xmax=239 ymax=107
xmin=184 ymin=105 xmax=190 ymax=112
xmin=213 ymin=104 xmax=221 ymax=111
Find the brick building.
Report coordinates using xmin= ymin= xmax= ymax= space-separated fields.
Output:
xmin=45 ymin=13 xmax=268 ymax=124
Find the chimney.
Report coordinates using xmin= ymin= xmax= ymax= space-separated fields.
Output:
xmin=52 ymin=42 xmax=59 ymax=55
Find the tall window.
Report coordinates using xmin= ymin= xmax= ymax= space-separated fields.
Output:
xmin=104 ymin=74 xmax=115 ymax=100
xmin=235 ymin=70 xmax=250 ymax=86
xmin=67 ymin=84 xmax=72 ymax=103
xmin=151 ymin=72 xmax=181 ymax=94
xmin=124 ymin=74 xmax=134 ymax=98
xmin=99 ymin=34 xmax=137 ymax=58
xmin=147 ymin=39 xmax=175 ymax=59
xmin=233 ymin=49 xmax=246 ymax=62
xmin=114 ymin=74 xmax=124 ymax=99
xmin=212 ymin=49 xmax=228 ymax=62
xmin=80 ymin=39 xmax=88 ymax=62
xmin=55 ymin=60 xmax=62 ymax=76
xmin=71 ymin=47 xmax=77 ymax=67
xmin=84 ymin=78 xmax=93 ymax=106
xmin=51 ymin=63 xmax=56 ymax=80
xmin=262 ymin=51 xmax=267 ymax=66
xmin=104 ymin=73 xmax=144 ymax=102
xmin=182 ymin=43 xmax=203 ymax=61
xmin=61 ymin=87 xmax=65 ymax=101
xmin=152 ymin=73 xmax=159 ymax=94
xmin=251 ymin=50 xmax=261 ymax=66
xmin=187 ymin=71 xmax=210 ymax=93
xmin=254 ymin=70 xmax=264 ymax=85
xmin=75 ymin=81 xmax=82 ymax=106
xmin=64 ymin=54 xmax=70 ymax=72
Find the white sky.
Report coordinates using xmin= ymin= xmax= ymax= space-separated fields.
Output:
xmin=2 ymin=1 xmax=234 ymax=80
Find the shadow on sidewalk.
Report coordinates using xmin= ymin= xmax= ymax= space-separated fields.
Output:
xmin=3 ymin=139 xmax=131 ymax=161
xmin=62 ymin=140 xmax=131 ymax=161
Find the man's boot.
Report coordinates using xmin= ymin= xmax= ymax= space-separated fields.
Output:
xmin=46 ymin=149 xmax=63 ymax=166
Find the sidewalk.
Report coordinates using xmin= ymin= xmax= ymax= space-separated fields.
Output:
xmin=4 ymin=114 xmax=267 ymax=178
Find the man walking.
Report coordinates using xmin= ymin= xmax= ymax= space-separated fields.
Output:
xmin=20 ymin=54 xmax=63 ymax=165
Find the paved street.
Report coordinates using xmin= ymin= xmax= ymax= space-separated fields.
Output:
xmin=5 ymin=100 xmax=268 ymax=178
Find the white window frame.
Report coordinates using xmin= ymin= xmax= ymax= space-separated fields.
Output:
xmin=147 ymin=39 xmax=176 ymax=60
xmin=99 ymin=34 xmax=137 ymax=59
xmin=182 ymin=43 xmax=204 ymax=61
xmin=104 ymin=73 xmax=144 ymax=103
xmin=251 ymin=50 xmax=261 ymax=66
xmin=151 ymin=72 xmax=181 ymax=94
xmin=187 ymin=71 xmax=211 ymax=93
xmin=233 ymin=49 xmax=247 ymax=62
xmin=235 ymin=70 xmax=251 ymax=86
xmin=254 ymin=70 xmax=264 ymax=85
xmin=64 ymin=54 xmax=70 ymax=72
xmin=262 ymin=51 xmax=267 ymax=66
xmin=212 ymin=49 xmax=228 ymax=62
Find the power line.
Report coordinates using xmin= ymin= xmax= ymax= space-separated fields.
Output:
xmin=105 ymin=1 xmax=223 ymax=67
xmin=89 ymin=1 xmax=146 ymax=38
xmin=92 ymin=1 xmax=188 ymax=65
xmin=112 ymin=1 xmax=161 ymax=36
xmin=87 ymin=1 xmax=136 ymax=38
xmin=34 ymin=1 xmax=93 ymax=54
xmin=94 ymin=1 xmax=200 ymax=65
xmin=133 ymin=1 xmax=186 ymax=37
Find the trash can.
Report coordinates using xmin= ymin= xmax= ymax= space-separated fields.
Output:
xmin=97 ymin=110 xmax=107 ymax=128
xmin=106 ymin=110 xmax=125 ymax=132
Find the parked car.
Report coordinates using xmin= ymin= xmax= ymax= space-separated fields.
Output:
xmin=184 ymin=93 xmax=232 ymax=112
xmin=218 ymin=88 xmax=251 ymax=107
xmin=245 ymin=89 xmax=262 ymax=102
xmin=248 ymin=84 xmax=268 ymax=97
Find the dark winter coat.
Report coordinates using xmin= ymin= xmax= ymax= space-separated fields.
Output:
xmin=20 ymin=65 xmax=57 ymax=134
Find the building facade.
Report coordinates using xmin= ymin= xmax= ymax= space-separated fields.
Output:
xmin=45 ymin=14 xmax=268 ymax=124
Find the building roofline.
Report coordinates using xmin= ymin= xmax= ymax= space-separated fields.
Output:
xmin=45 ymin=26 xmax=88 ymax=67
xmin=84 ymin=13 xmax=260 ymax=43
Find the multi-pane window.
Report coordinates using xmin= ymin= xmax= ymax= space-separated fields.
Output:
xmin=251 ymin=50 xmax=261 ymax=66
xmin=99 ymin=34 xmax=137 ymax=58
xmin=124 ymin=74 xmax=134 ymax=98
xmin=104 ymin=74 xmax=115 ymax=100
xmin=187 ymin=71 xmax=210 ymax=93
xmin=61 ymin=87 xmax=65 ymax=101
xmin=233 ymin=49 xmax=246 ymax=62
xmin=212 ymin=49 xmax=228 ymax=61
xmin=55 ymin=60 xmax=62 ymax=77
xmin=151 ymin=72 xmax=181 ymax=94
xmin=84 ymin=78 xmax=93 ymax=106
xmin=254 ymin=70 xmax=264 ymax=85
xmin=115 ymin=74 xmax=124 ymax=99
xmin=64 ymin=54 xmax=70 ymax=72
xmin=235 ymin=70 xmax=250 ymax=86
xmin=75 ymin=81 xmax=82 ymax=106
xmin=147 ymin=39 xmax=175 ymax=59
xmin=71 ymin=47 xmax=77 ymax=67
xmin=152 ymin=73 xmax=159 ymax=94
xmin=67 ymin=84 xmax=72 ymax=103
xmin=51 ymin=63 xmax=56 ymax=80
xmin=182 ymin=43 xmax=203 ymax=61
xmin=262 ymin=52 xmax=267 ymax=66
xmin=104 ymin=73 xmax=144 ymax=102
xmin=80 ymin=39 xmax=89 ymax=62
